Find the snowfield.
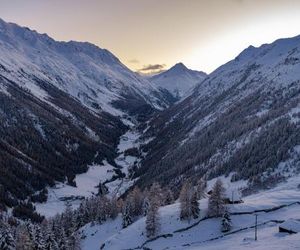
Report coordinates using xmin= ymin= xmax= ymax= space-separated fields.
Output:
xmin=81 ymin=174 xmax=300 ymax=250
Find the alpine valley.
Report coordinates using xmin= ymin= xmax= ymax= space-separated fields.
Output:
xmin=0 ymin=18 xmax=299 ymax=250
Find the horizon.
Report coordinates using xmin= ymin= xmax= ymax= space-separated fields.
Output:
xmin=1 ymin=0 xmax=300 ymax=74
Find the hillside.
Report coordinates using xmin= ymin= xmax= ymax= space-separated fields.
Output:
xmin=81 ymin=174 xmax=300 ymax=249
xmin=0 ymin=18 xmax=169 ymax=210
xmin=136 ymin=35 xmax=300 ymax=192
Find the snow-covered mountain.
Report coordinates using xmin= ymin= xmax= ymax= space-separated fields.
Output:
xmin=136 ymin=35 xmax=300 ymax=191
xmin=0 ymin=18 xmax=169 ymax=117
xmin=0 ymin=18 xmax=170 ymax=209
xmin=1 ymin=17 xmax=300 ymax=250
xmin=149 ymin=62 xmax=207 ymax=100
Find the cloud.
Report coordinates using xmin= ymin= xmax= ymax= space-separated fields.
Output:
xmin=138 ymin=64 xmax=166 ymax=73
xmin=128 ymin=59 xmax=140 ymax=64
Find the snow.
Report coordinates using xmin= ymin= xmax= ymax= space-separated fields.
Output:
xmin=188 ymin=223 xmax=300 ymax=250
xmin=279 ymin=219 xmax=300 ymax=233
xmin=81 ymin=174 xmax=300 ymax=250
xmin=149 ymin=63 xmax=206 ymax=99
xmin=207 ymin=174 xmax=248 ymax=202
xmin=80 ymin=217 xmax=122 ymax=250
xmin=35 ymin=126 xmax=144 ymax=217
xmin=0 ymin=18 xmax=167 ymax=117
xmin=101 ymin=129 xmax=143 ymax=198
xmin=35 ymin=162 xmax=115 ymax=217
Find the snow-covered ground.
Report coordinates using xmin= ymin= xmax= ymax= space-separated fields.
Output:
xmin=81 ymin=174 xmax=300 ymax=250
xmin=35 ymin=162 xmax=115 ymax=217
xmin=115 ymin=130 xmax=140 ymax=173
xmin=104 ymin=129 xmax=142 ymax=197
xmin=35 ymin=128 xmax=142 ymax=217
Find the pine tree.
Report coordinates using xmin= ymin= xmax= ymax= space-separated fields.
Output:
xmin=221 ymin=209 xmax=232 ymax=232
xmin=142 ymin=197 xmax=150 ymax=216
xmin=164 ymin=188 xmax=174 ymax=205
xmin=208 ymin=179 xmax=226 ymax=217
xmin=67 ymin=231 xmax=81 ymax=250
xmin=16 ymin=225 xmax=33 ymax=250
xmin=44 ymin=223 xmax=59 ymax=250
xmin=109 ymin=198 xmax=119 ymax=219
xmin=122 ymin=200 xmax=133 ymax=228
xmin=97 ymin=195 xmax=111 ymax=223
xmin=145 ymin=200 xmax=159 ymax=238
xmin=62 ymin=203 xmax=75 ymax=237
xmin=191 ymin=191 xmax=200 ymax=219
xmin=57 ymin=227 xmax=68 ymax=250
xmin=32 ymin=224 xmax=46 ymax=250
xmin=196 ymin=178 xmax=207 ymax=199
xmin=0 ymin=221 xmax=16 ymax=250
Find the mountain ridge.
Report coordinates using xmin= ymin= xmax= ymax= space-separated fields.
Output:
xmin=135 ymin=33 xmax=300 ymax=191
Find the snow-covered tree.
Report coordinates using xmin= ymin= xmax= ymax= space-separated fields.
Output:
xmin=32 ymin=224 xmax=46 ymax=250
xmin=67 ymin=231 xmax=81 ymax=250
xmin=196 ymin=178 xmax=207 ymax=199
xmin=145 ymin=200 xmax=159 ymax=238
xmin=122 ymin=200 xmax=133 ymax=228
xmin=44 ymin=223 xmax=59 ymax=250
xmin=16 ymin=225 xmax=33 ymax=250
xmin=62 ymin=203 xmax=75 ymax=237
xmin=208 ymin=179 xmax=226 ymax=217
xmin=142 ymin=197 xmax=150 ymax=216
xmin=0 ymin=221 xmax=16 ymax=250
xmin=191 ymin=191 xmax=200 ymax=219
xmin=221 ymin=209 xmax=232 ymax=233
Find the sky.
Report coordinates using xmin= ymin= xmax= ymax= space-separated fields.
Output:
xmin=0 ymin=0 xmax=300 ymax=74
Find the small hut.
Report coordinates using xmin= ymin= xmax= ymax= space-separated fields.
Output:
xmin=279 ymin=219 xmax=300 ymax=234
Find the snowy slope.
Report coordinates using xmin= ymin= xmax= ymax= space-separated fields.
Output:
xmin=149 ymin=63 xmax=207 ymax=99
xmin=81 ymin=174 xmax=300 ymax=250
xmin=137 ymin=34 xmax=300 ymax=189
xmin=0 ymin=18 xmax=172 ymax=210
xmin=0 ymin=18 xmax=168 ymax=116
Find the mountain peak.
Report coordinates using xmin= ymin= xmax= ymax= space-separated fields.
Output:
xmin=169 ymin=62 xmax=188 ymax=73
xmin=149 ymin=62 xmax=207 ymax=99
